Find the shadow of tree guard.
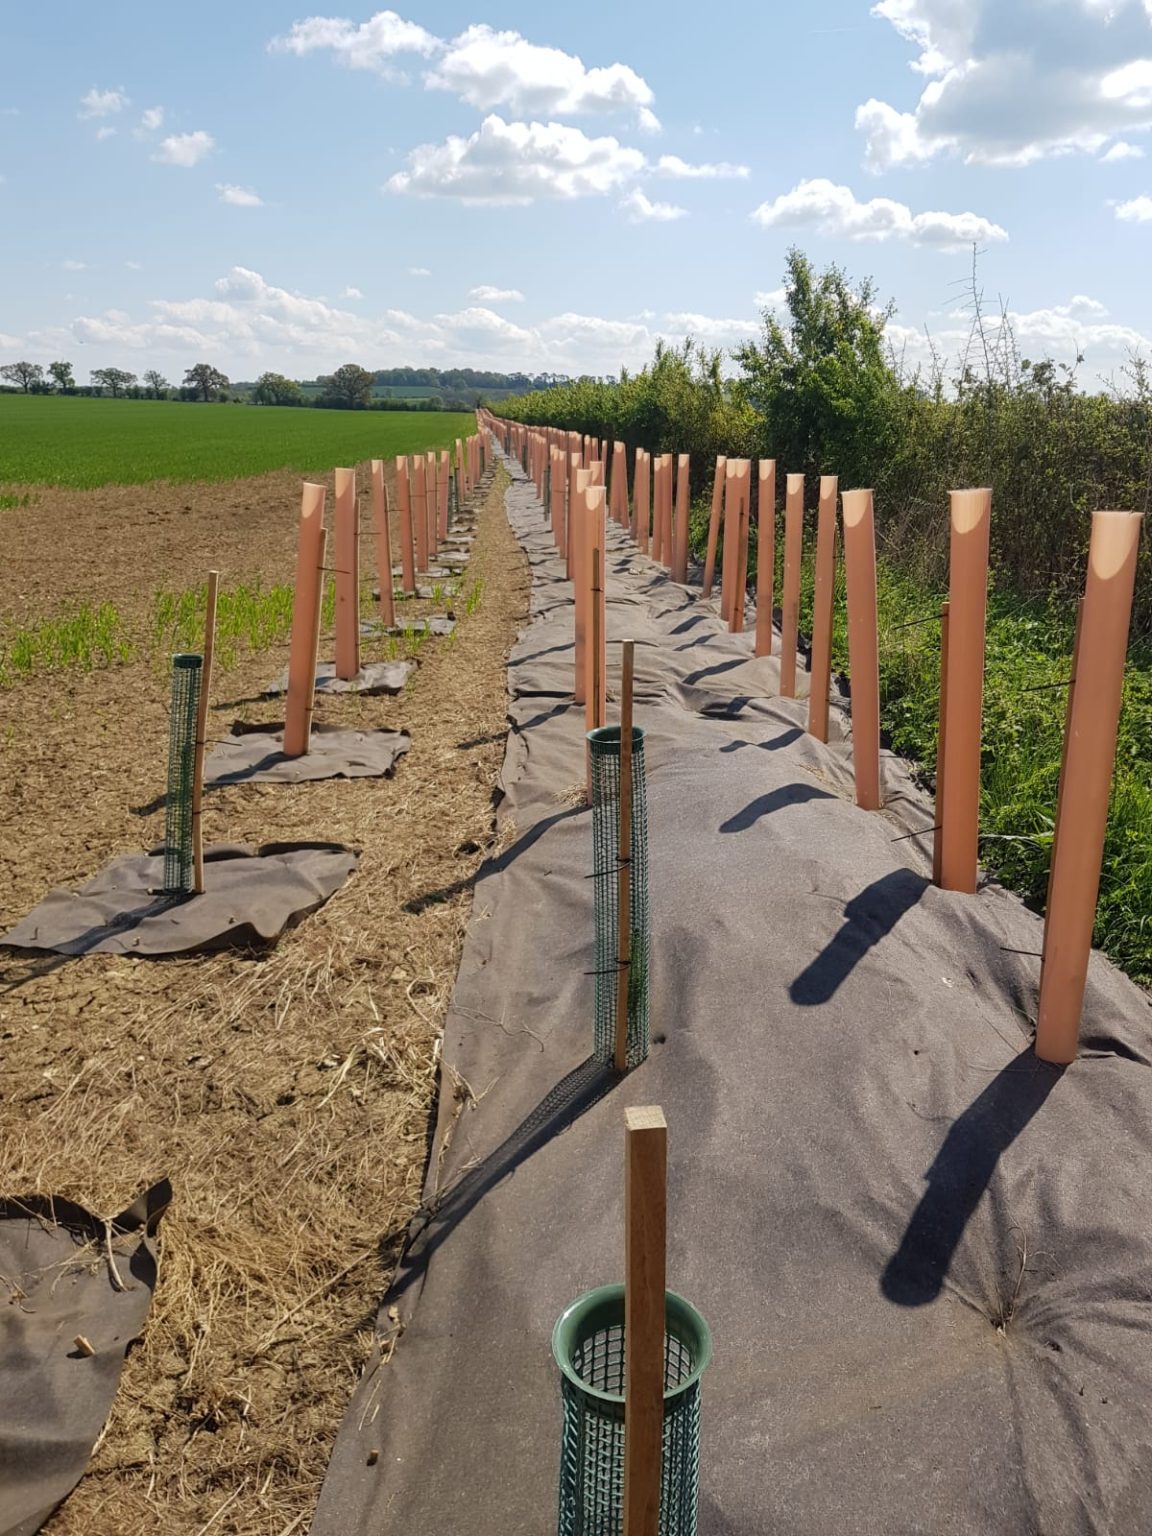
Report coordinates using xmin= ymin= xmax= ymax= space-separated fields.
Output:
xmin=720 ymin=782 xmax=836 ymax=834
xmin=790 ymin=868 xmax=929 ymax=1005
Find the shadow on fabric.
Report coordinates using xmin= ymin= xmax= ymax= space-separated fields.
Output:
xmin=790 ymin=868 xmax=929 ymax=1005
xmin=720 ymin=728 xmax=804 ymax=755
xmin=404 ymin=805 xmax=585 ymax=915
xmin=390 ymin=1055 xmax=617 ymax=1303
xmin=720 ymin=783 xmax=836 ymax=833
xmin=882 ymin=1051 xmax=1062 ymax=1307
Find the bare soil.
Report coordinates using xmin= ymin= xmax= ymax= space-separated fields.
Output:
xmin=0 ymin=461 xmax=529 ymax=1534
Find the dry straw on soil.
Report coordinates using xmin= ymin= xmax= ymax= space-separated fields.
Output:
xmin=0 ymin=464 xmax=529 ymax=1534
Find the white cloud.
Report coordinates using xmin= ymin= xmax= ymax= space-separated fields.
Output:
xmin=217 ymin=183 xmax=263 ymax=206
xmin=0 ymin=331 xmax=23 ymax=349
xmin=655 ymin=154 xmax=749 ymax=179
xmin=139 ymin=106 xmax=164 ymax=132
xmin=154 ymin=131 xmax=215 ymax=167
xmin=638 ymin=107 xmax=662 ymax=134
xmin=1102 ymin=140 xmax=1146 ymax=161
xmin=662 ymin=311 xmax=757 ymax=341
xmin=126 ymin=261 xmax=143 ymax=270
xmin=754 ymin=288 xmax=787 ymax=310
xmin=342 ymin=286 xmax=364 ymax=299
xmin=859 ymin=0 xmax=1152 ymax=170
xmin=621 ymin=188 xmax=687 ymax=222
xmin=751 ymin=178 xmax=1007 ymax=249
xmin=80 ymin=87 xmax=129 ymax=119
xmin=388 ymin=114 xmax=646 ymax=203
xmin=1116 ymin=193 xmax=1152 ymax=220
xmin=426 ymin=24 xmax=657 ymax=126
xmin=269 ymin=11 xmax=439 ymax=73
xmin=469 ymin=285 xmax=525 ymax=302
xmin=408 ymin=266 xmax=431 ymax=276
xmin=95 ymin=126 xmax=117 ymax=141
xmin=61 ymin=259 xmax=87 ymax=272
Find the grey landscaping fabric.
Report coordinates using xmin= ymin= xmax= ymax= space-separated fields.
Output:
xmin=0 ymin=1181 xmax=171 ymax=1536
xmin=263 ymin=660 xmax=414 ymax=697
xmin=1 ymin=842 xmax=359 ymax=955
xmin=360 ymin=617 xmax=456 ymax=639
xmin=205 ymin=722 xmax=410 ymax=784
xmin=312 ymin=453 xmax=1152 ymax=1536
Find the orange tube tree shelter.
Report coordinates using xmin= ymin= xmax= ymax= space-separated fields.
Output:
xmin=634 ymin=451 xmax=651 ymax=554
xmin=841 ymin=489 xmax=882 ymax=811
xmin=807 ymin=476 xmax=838 ymax=742
xmin=754 ymin=460 xmax=776 ymax=659
xmin=412 ymin=455 xmax=429 ymax=573
xmin=780 ymin=474 xmax=805 ymax=696
xmin=396 ymin=457 xmax=416 ymax=593
xmin=720 ymin=460 xmax=740 ymax=625
xmin=938 ymin=489 xmax=992 ymax=894
xmin=572 ymin=468 xmax=592 ymax=704
xmin=730 ymin=460 xmax=751 ymax=635
xmin=284 ymin=483 xmax=327 ymax=758
xmin=333 ymin=467 xmax=360 ymax=681
xmin=673 ymin=454 xmax=691 ymax=583
xmin=585 ymin=485 xmax=607 ymax=734
xmin=1036 ymin=510 xmax=1143 ymax=1065
xmin=371 ymin=460 xmax=396 ymax=630
xmin=702 ymin=456 xmax=727 ymax=600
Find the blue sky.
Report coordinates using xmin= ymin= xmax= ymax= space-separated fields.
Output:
xmin=1 ymin=0 xmax=1150 ymax=386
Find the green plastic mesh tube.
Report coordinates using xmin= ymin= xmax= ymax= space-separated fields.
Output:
xmin=163 ymin=653 xmax=202 ymax=894
xmin=588 ymin=726 xmax=650 ymax=1070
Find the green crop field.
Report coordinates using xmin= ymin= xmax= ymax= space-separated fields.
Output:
xmin=0 ymin=395 xmax=476 ymax=489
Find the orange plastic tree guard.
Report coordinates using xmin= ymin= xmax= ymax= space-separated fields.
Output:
xmin=720 ymin=461 xmax=739 ymax=624
xmin=552 ymin=446 xmax=566 ymax=550
xmin=938 ymin=489 xmax=992 ymax=894
xmin=1036 ymin=510 xmax=1143 ymax=1064
xmin=673 ymin=454 xmax=691 ymax=583
xmin=635 ymin=450 xmax=651 ymax=553
xmin=662 ymin=458 xmax=675 ymax=570
xmin=439 ymin=450 xmax=451 ymax=539
xmin=573 ymin=468 xmax=592 ymax=704
xmin=649 ymin=457 xmax=664 ymax=565
xmin=807 ymin=475 xmax=839 ymax=741
xmin=456 ymin=438 xmax=466 ymax=497
xmin=412 ymin=455 xmax=429 ymax=572
xmin=333 ymin=467 xmax=360 ymax=681
xmin=702 ymin=456 xmax=728 ymax=600
xmin=933 ymin=601 xmax=951 ymax=887
xmin=841 ymin=489 xmax=882 ymax=810
xmin=754 ymin=460 xmax=777 ymax=658
xmin=284 ymin=482 xmax=327 ymax=758
xmin=426 ymin=450 xmax=439 ymax=561
xmin=731 ymin=461 xmax=751 ymax=635
xmin=371 ymin=460 xmax=396 ymax=630
xmin=780 ymin=474 xmax=805 ymax=696
xmin=586 ymin=485 xmax=608 ymax=734
xmin=567 ymin=453 xmax=582 ymax=578
xmin=396 ymin=456 xmax=416 ymax=593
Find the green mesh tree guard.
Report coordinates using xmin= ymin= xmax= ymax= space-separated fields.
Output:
xmin=588 ymin=726 xmax=650 ymax=1070
xmin=163 ymin=653 xmax=202 ymax=894
xmin=553 ymin=1286 xmax=711 ymax=1536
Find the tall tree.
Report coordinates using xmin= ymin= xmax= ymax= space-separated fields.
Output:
xmin=317 ymin=362 xmax=374 ymax=409
xmin=0 ymin=361 xmax=45 ymax=393
xmin=252 ymin=371 xmax=304 ymax=406
xmin=183 ymin=363 xmax=230 ymax=402
xmin=143 ymin=369 xmax=169 ymax=399
xmin=91 ymin=367 xmax=138 ymax=398
xmin=48 ymin=361 xmax=75 ymax=393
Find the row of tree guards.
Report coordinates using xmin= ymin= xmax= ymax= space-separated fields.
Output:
xmin=482 ymin=411 xmax=1145 ymax=1078
xmin=160 ymin=430 xmax=490 ymax=893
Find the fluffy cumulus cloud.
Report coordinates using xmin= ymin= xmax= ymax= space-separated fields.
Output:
xmin=79 ymin=87 xmax=128 ymax=118
xmin=621 ymin=188 xmax=687 ymax=222
xmin=139 ymin=106 xmax=164 ymax=133
xmin=469 ymin=285 xmax=525 ymax=302
xmin=388 ymin=115 xmax=646 ymax=202
xmin=751 ymin=178 xmax=1007 ymax=249
xmin=217 ymin=183 xmax=263 ymax=206
xmin=60 ymin=264 xmax=770 ymax=375
xmin=1102 ymin=140 xmax=1145 ymax=161
xmin=858 ymin=0 xmax=1152 ymax=169
xmin=269 ymin=10 xmax=439 ymax=74
xmin=654 ymin=154 xmax=749 ymax=179
xmin=1116 ymin=193 xmax=1152 ymax=220
xmin=154 ymin=130 xmax=215 ymax=167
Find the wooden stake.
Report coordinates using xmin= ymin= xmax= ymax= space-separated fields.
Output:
xmin=933 ymin=601 xmax=951 ymax=887
xmin=807 ymin=475 xmax=838 ymax=740
xmin=191 ymin=569 xmax=219 ymax=896
xmin=841 ymin=489 xmax=882 ymax=811
xmin=702 ymin=456 xmax=727 ymax=600
xmin=623 ymin=1105 xmax=667 ymax=1536
xmin=1037 ymin=511 xmax=1143 ymax=1064
xmin=754 ymin=460 xmax=776 ymax=658
xmin=780 ymin=474 xmax=804 ymax=696
xmin=333 ymin=467 xmax=360 ymax=681
xmin=371 ymin=460 xmax=396 ymax=630
xmin=284 ymin=483 xmax=327 ymax=758
xmin=614 ymin=641 xmax=636 ymax=1074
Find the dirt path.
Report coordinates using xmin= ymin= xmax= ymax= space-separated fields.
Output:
xmin=0 ymin=466 xmax=530 ymax=1534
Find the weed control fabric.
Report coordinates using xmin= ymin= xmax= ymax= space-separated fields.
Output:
xmin=311 ymin=454 xmax=1152 ymax=1536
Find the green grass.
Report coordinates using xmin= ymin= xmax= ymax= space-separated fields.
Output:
xmin=0 ymin=395 xmax=475 ymax=489
xmin=0 ymin=601 xmax=132 ymax=684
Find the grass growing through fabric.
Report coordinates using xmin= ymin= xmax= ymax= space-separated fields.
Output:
xmin=0 ymin=395 xmax=474 ymax=489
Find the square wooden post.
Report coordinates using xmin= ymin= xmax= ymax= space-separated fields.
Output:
xmin=623 ymin=1106 xmax=667 ymax=1536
